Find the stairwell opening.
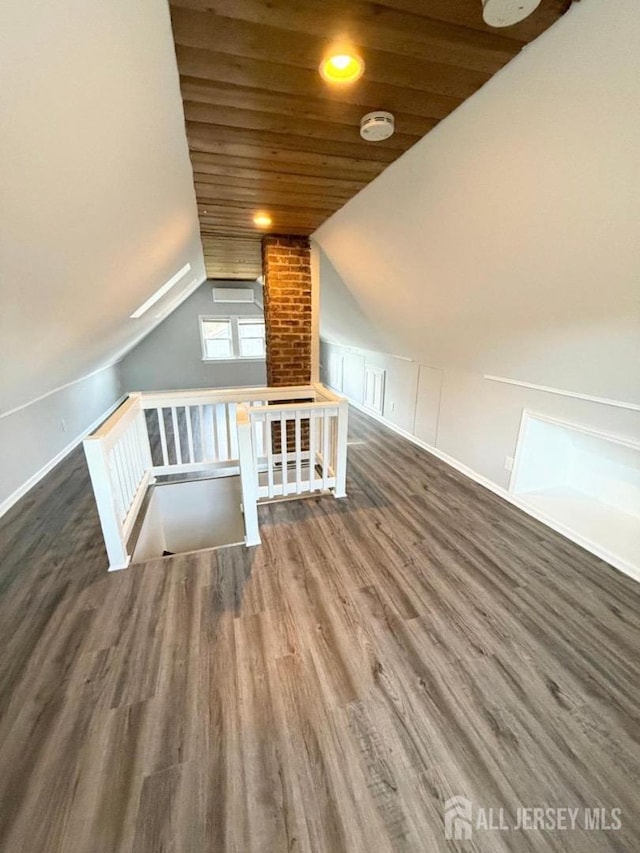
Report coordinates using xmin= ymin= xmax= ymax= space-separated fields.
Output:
xmin=129 ymin=472 xmax=245 ymax=563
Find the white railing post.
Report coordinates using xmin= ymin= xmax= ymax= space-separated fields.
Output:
xmin=237 ymin=405 xmax=261 ymax=546
xmin=83 ymin=438 xmax=130 ymax=571
xmin=83 ymin=385 xmax=349 ymax=568
xmin=134 ymin=398 xmax=154 ymax=481
xmin=334 ymin=398 xmax=349 ymax=498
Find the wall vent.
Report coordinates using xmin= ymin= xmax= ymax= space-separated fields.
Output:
xmin=212 ymin=287 xmax=255 ymax=304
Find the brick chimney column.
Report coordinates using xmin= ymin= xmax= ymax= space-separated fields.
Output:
xmin=262 ymin=235 xmax=312 ymax=387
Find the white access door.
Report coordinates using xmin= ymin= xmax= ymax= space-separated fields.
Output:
xmin=364 ymin=366 xmax=385 ymax=415
xmin=327 ymin=351 xmax=344 ymax=392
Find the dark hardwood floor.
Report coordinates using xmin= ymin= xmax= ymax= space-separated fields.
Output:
xmin=0 ymin=407 xmax=639 ymax=852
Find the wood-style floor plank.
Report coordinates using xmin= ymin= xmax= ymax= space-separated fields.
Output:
xmin=0 ymin=407 xmax=639 ymax=851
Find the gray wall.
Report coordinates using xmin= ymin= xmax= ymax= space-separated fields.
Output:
xmin=321 ymin=335 xmax=640 ymax=491
xmin=0 ymin=365 xmax=122 ymax=511
xmin=119 ymin=280 xmax=267 ymax=393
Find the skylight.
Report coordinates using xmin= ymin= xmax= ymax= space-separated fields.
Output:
xmin=129 ymin=263 xmax=192 ymax=319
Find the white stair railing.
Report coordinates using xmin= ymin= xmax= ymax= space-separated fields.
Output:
xmin=236 ymin=404 xmax=260 ymax=546
xmin=138 ymin=386 xmax=319 ymax=475
xmin=236 ymin=386 xmax=348 ymax=546
xmin=83 ymin=393 xmax=153 ymax=570
xmin=84 ymin=384 xmax=348 ymax=568
xmin=245 ymin=395 xmax=348 ymax=501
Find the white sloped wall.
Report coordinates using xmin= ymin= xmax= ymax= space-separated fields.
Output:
xmin=316 ymin=0 xmax=640 ymax=492
xmin=0 ymin=0 xmax=205 ymax=511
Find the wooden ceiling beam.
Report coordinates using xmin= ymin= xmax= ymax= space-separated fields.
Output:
xmin=192 ymin=168 xmax=367 ymax=195
xmin=169 ymin=0 xmax=570 ymax=277
xmin=176 ymin=46 xmax=461 ymax=120
xmin=373 ymin=0 xmax=572 ymax=41
xmin=199 ymin=208 xmax=336 ymax=225
xmin=189 ymin=151 xmax=381 ymax=183
xmin=196 ymin=187 xmax=351 ymax=210
xmin=171 ymin=8 xmax=491 ymax=99
xmin=171 ymin=0 xmax=521 ymax=72
xmin=200 ymin=226 xmax=313 ymax=238
xmin=180 ymin=77 xmax=438 ymax=137
xmin=196 ymin=187 xmax=346 ymax=215
xmin=186 ymin=122 xmax=400 ymax=164
xmin=186 ymin=122 xmax=395 ymax=174
xmin=183 ymin=100 xmax=419 ymax=151
xmin=202 ymin=233 xmax=263 ymax=279
xmin=196 ymin=191 xmax=354 ymax=214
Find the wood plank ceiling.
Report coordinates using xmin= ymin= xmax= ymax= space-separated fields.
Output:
xmin=169 ymin=0 xmax=571 ymax=279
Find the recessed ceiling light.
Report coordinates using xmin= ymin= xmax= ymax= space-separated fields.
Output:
xmin=253 ymin=212 xmax=272 ymax=228
xmin=319 ymin=50 xmax=365 ymax=84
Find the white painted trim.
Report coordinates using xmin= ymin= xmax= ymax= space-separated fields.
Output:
xmin=310 ymin=242 xmax=321 ymax=383
xmin=111 ymin=275 xmax=207 ymax=365
xmin=509 ymin=408 xmax=640 ymax=493
xmin=0 ymin=394 xmax=127 ymax=519
xmin=130 ymin=262 xmax=192 ymax=318
xmin=347 ymin=397 xmax=640 ymax=584
xmin=483 ymin=374 xmax=640 ymax=412
xmin=321 ymin=337 xmax=414 ymax=364
xmin=237 ymin=403 xmax=261 ymax=546
xmin=0 ymin=362 xmax=119 ymax=421
xmin=200 ymin=357 xmax=266 ymax=363
xmin=139 ymin=384 xmax=310 ymax=409
xmin=508 ymin=408 xmax=530 ymax=494
xmin=152 ymin=277 xmax=201 ymax=320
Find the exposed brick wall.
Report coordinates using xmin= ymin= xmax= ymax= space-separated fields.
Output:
xmin=262 ymin=235 xmax=312 ymax=387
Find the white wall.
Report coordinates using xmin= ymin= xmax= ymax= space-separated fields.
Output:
xmin=0 ymin=365 xmax=122 ymax=512
xmin=119 ymin=281 xmax=267 ymax=392
xmin=0 ymin=0 xmax=205 ymax=416
xmin=316 ymin=0 xmax=640 ymax=496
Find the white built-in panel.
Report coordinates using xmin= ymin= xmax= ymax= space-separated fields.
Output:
xmin=341 ymin=352 xmax=366 ymax=404
xmin=413 ymin=365 xmax=444 ymax=447
xmin=327 ymin=351 xmax=344 ymax=392
xmin=511 ymin=413 xmax=640 ymax=578
xmin=212 ymin=287 xmax=255 ymax=303
xmin=364 ymin=366 xmax=385 ymax=415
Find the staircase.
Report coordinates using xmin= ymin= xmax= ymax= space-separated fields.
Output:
xmin=83 ymin=383 xmax=348 ymax=570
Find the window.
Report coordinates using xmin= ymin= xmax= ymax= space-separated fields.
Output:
xmin=238 ymin=318 xmax=266 ymax=358
xmin=200 ymin=316 xmax=266 ymax=361
xmin=201 ymin=319 xmax=233 ymax=360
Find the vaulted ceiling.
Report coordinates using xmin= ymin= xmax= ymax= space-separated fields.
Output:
xmin=168 ymin=0 xmax=572 ymax=280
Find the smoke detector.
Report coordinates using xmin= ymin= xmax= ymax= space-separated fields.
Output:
xmin=482 ymin=0 xmax=541 ymax=27
xmin=360 ymin=111 xmax=395 ymax=142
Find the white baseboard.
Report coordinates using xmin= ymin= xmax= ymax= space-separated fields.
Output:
xmin=0 ymin=395 xmax=127 ymax=519
xmin=348 ymin=398 xmax=640 ymax=584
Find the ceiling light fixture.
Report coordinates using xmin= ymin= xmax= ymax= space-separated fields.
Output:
xmin=129 ymin=262 xmax=192 ymax=319
xmin=481 ymin=0 xmax=541 ymax=27
xmin=319 ymin=50 xmax=365 ymax=84
xmin=253 ymin=212 xmax=272 ymax=228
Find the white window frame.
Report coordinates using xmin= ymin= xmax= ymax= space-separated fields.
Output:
xmin=199 ymin=315 xmax=266 ymax=362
